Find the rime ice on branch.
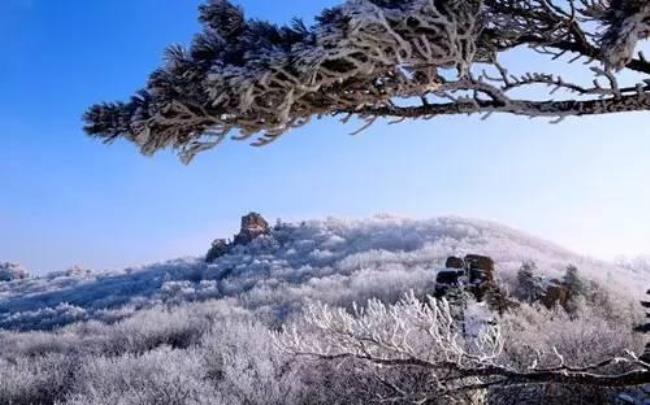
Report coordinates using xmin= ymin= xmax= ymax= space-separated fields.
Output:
xmin=84 ymin=0 xmax=650 ymax=162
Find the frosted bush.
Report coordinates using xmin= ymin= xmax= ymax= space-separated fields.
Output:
xmin=493 ymin=300 xmax=643 ymax=403
xmin=200 ymin=319 xmax=306 ymax=405
xmin=100 ymin=307 xmax=207 ymax=355
xmin=284 ymin=294 xmax=643 ymax=403
xmin=66 ymin=347 xmax=217 ymax=405
xmin=0 ymin=354 xmax=78 ymax=405
xmin=501 ymin=299 xmax=642 ymax=368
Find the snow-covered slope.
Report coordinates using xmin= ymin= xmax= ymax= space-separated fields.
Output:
xmin=0 ymin=216 xmax=643 ymax=331
xmin=618 ymin=255 xmax=650 ymax=278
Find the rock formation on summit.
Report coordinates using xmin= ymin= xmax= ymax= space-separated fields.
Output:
xmin=233 ymin=212 xmax=270 ymax=245
xmin=205 ymin=212 xmax=271 ymax=262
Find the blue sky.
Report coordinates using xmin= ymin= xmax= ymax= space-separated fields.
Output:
xmin=1 ymin=0 xmax=649 ymax=273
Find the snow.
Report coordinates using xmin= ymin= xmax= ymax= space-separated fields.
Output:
xmin=0 ymin=215 xmax=645 ymax=331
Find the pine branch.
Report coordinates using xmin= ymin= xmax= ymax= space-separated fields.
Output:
xmin=84 ymin=0 xmax=650 ymax=161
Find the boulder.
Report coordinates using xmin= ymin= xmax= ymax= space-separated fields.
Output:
xmin=436 ymin=269 xmax=465 ymax=285
xmin=233 ymin=212 xmax=270 ymax=245
xmin=465 ymin=254 xmax=496 ymax=302
xmin=445 ymin=256 xmax=465 ymax=269
xmin=464 ymin=254 xmax=495 ymax=284
xmin=436 ymin=254 xmax=496 ymax=301
xmin=464 ymin=254 xmax=495 ymax=272
xmin=0 ymin=262 xmax=29 ymax=282
xmin=436 ymin=254 xmax=516 ymax=311
xmin=434 ymin=269 xmax=465 ymax=298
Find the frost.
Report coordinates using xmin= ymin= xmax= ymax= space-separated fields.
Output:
xmin=0 ymin=216 xmax=643 ymax=331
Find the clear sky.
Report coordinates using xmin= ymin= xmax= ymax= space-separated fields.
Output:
xmin=1 ymin=0 xmax=649 ymax=273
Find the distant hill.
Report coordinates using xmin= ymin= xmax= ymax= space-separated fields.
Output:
xmin=0 ymin=216 xmax=644 ymax=331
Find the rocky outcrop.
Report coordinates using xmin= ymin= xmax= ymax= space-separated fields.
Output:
xmin=464 ymin=254 xmax=495 ymax=301
xmin=445 ymin=256 xmax=465 ymax=269
xmin=233 ymin=212 xmax=270 ymax=245
xmin=205 ymin=213 xmax=271 ymax=262
xmin=0 ymin=262 xmax=29 ymax=282
xmin=436 ymin=255 xmax=498 ymax=300
xmin=436 ymin=254 xmax=516 ymax=313
xmin=434 ymin=269 xmax=465 ymax=298
xmin=540 ymin=279 xmax=570 ymax=309
xmin=464 ymin=255 xmax=495 ymax=284
xmin=206 ymin=239 xmax=230 ymax=263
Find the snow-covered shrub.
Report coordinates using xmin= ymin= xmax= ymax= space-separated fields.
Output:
xmin=277 ymin=291 xmax=644 ymax=404
xmin=100 ymin=307 xmax=207 ymax=355
xmin=502 ymin=300 xmax=640 ymax=367
xmin=0 ymin=288 xmax=644 ymax=404
xmin=0 ymin=300 xmax=249 ymax=363
xmin=0 ymin=354 xmax=79 ymax=405
xmin=160 ymin=280 xmax=221 ymax=305
xmin=200 ymin=319 xmax=306 ymax=405
xmin=0 ymin=329 xmax=83 ymax=361
xmin=276 ymin=292 xmax=498 ymax=403
xmin=65 ymin=347 xmax=216 ymax=405
xmin=0 ymin=303 xmax=87 ymax=331
xmin=495 ymin=299 xmax=642 ymax=403
xmin=617 ymin=255 xmax=650 ymax=275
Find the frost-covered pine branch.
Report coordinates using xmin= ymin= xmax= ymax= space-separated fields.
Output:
xmin=84 ymin=0 xmax=650 ymax=162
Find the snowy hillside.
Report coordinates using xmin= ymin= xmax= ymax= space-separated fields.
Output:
xmin=618 ymin=255 xmax=650 ymax=278
xmin=0 ymin=216 xmax=644 ymax=331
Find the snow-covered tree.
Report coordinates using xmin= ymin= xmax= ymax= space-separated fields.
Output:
xmin=514 ymin=261 xmax=545 ymax=303
xmin=564 ymin=264 xmax=587 ymax=299
xmin=277 ymin=292 xmax=649 ymax=403
xmin=563 ymin=264 xmax=588 ymax=314
xmin=84 ymin=0 xmax=650 ymax=162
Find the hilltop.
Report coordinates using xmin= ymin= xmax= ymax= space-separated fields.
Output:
xmin=0 ymin=215 xmax=643 ymax=331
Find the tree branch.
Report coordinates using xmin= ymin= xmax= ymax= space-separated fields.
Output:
xmin=84 ymin=0 xmax=650 ymax=161
xmin=346 ymin=92 xmax=650 ymax=121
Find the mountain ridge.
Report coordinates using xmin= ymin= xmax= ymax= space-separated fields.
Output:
xmin=1 ymin=215 xmax=645 ymax=331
